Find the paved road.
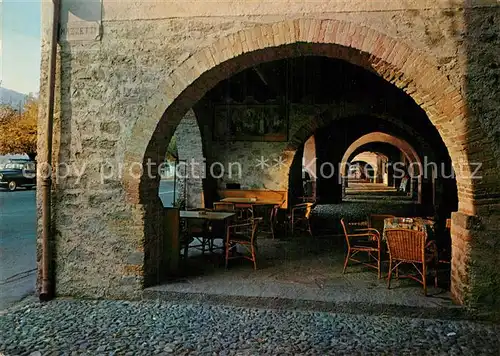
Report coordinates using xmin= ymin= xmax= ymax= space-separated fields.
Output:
xmin=1 ymin=299 xmax=499 ymax=355
xmin=0 ymin=188 xmax=37 ymax=311
xmin=0 ymin=180 xmax=176 ymax=310
xmin=159 ymin=180 xmax=175 ymax=207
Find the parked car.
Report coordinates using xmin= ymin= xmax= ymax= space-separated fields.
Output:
xmin=0 ymin=159 xmax=36 ymax=191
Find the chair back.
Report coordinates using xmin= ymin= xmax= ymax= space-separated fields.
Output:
xmin=384 ymin=228 xmax=426 ymax=263
xmin=340 ymin=218 xmax=352 ymax=249
xmin=213 ymin=202 xmax=236 ymax=212
xmin=227 ymin=217 xmax=262 ymax=243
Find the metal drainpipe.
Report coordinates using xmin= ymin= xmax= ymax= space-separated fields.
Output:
xmin=40 ymin=0 xmax=61 ymax=301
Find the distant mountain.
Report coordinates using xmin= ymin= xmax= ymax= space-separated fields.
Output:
xmin=0 ymin=88 xmax=28 ymax=109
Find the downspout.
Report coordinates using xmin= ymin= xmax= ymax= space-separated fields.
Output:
xmin=40 ymin=0 xmax=61 ymax=301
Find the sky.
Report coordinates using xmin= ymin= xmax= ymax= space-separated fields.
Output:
xmin=0 ymin=0 xmax=41 ymax=95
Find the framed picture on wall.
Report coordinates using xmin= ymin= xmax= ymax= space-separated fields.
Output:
xmin=212 ymin=102 xmax=288 ymax=142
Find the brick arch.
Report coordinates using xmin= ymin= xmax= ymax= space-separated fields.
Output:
xmin=350 ymin=152 xmax=388 ymax=182
xmin=352 ymin=152 xmax=389 ymax=165
xmin=283 ymin=107 xmax=439 ymax=204
xmin=123 ymin=19 xmax=490 ymax=215
xmin=285 ymin=104 xmax=437 ymax=163
xmin=340 ymin=132 xmax=422 ymax=178
xmin=121 ymin=19 xmax=499 ymax=305
xmin=340 ymin=132 xmax=424 ymax=202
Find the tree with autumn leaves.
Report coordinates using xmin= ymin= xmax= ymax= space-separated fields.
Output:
xmin=0 ymin=96 xmax=38 ymax=161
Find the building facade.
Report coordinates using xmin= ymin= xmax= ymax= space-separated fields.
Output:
xmin=38 ymin=1 xmax=500 ymax=312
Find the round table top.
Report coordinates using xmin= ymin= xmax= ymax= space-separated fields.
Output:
xmin=384 ymin=217 xmax=434 ymax=228
xmin=382 ymin=217 xmax=435 ymax=239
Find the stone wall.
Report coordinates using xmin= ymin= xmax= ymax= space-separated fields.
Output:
xmin=203 ymin=93 xmax=441 ymax=194
xmin=37 ymin=1 xmax=500 ymax=311
xmin=205 ymin=105 xmax=314 ymax=191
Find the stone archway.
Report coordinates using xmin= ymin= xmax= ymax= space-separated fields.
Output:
xmin=286 ymin=109 xmax=439 ymax=205
xmin=125 ymin=20 xmax=484 ymax=209
xmin=340 ymin=132 xmax=422 ymax=178
xmin=122 ymin=19 xmax=499 ymax=307
xmin=340 ymin=132 xmax=423 ymax=202
xmin=350 ymin=152 xmax=388 ymax=183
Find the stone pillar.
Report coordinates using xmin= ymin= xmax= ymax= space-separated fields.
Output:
xmin=341 ymin=176 xmax=347 ymax=199
xmin=410 ymin=178 xmax=419 ymax=200
xmin=387 ymin=164 xmax=395 ymax=187
xmin=315 ymin=132 xmax=342 ymax=203
xmin=175 ymin=110 xmax=205 ymax=209
xmin=288 ymin=144 xmax=304 ymax=207
xmin=420 ymin=177 xmax=434 ymax=208
xmin=375 ymin=156 xmax=384 ymax=183
xmin=450 ymin=209 xmax=500 ymax=312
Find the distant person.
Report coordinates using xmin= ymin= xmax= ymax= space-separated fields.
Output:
xmin=302 ymin=170 xmax=312 ymax=196
xmin=399 ymin=173 xmax=409 ymax=192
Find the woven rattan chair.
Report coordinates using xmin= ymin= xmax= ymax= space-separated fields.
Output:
xmin=340 ymin=218 xmax=382 ymax=279
xmin=225 ymin=217 xmax=262 ymax=270
xmin=385 ymin=228 xmax=439 ymax=295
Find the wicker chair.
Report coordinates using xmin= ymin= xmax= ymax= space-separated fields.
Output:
xmin=225 ymin=217 xmax=262 ymax=270
xmin=385 ymin=228 xmax=439 ymax=295
xmin=340 ymin=218 xmax=382 ymax=279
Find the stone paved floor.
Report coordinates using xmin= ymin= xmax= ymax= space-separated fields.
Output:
xmin=0 ymin=195 xmax=468 ymax=355
xmin=0 ymin=298 xmax=498 ymax=355
xmin=148 ymin=235 xmax=456 ymax=318
xmin=311 ymin=182 xmax=430 ymax=231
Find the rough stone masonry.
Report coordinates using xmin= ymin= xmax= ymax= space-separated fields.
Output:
xmin=36 ymin=0 xmax=500 ymax=314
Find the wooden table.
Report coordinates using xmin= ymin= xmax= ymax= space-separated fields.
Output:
xmin=382 ymin=217 xmax=435 ymax=240
xmin=179 ymin=210 xmax=236 ymax=258
xmin=219 ymin=198 xmax=283 ymax=237
xmin=220 ymin=197 xmax=282 ymax=208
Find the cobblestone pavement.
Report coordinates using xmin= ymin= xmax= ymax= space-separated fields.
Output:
xmin=0 ymin=299 xmax=499 ymax=355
